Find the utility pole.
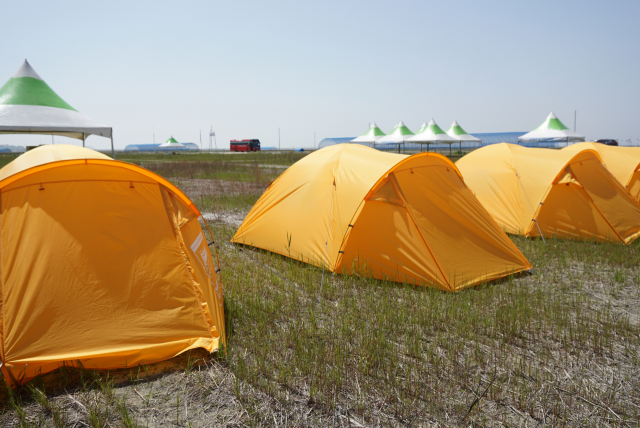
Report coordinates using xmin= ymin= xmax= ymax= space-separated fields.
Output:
xmin=209 ymin=127 xmax=216 ymax=151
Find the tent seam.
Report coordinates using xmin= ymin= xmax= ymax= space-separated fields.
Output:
xmin=159 ymin=185 xmax=217 ymax=341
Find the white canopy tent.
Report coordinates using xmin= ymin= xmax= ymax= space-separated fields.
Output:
xmin=350 ymin=122 xmax=386 ymax=145
xmin=159 ymin=136 xmax=186 ymax=148
xmin=518 ymin=112 xmax=584 ymax=146
xmin=406 ymin=119 xmax=457 ymax=153
xmin=0 ymin=60 xmax=114 ymax=157
xmin=375 ymin=121 xmax=414 ymax=146
xmin=446 ymin=120 xmax=481 ymax=151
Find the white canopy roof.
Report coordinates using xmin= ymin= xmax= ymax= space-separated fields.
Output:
xmin=0 ymin=60 xmax=112 ymax=140
xmin=159 ymin=136 xmax=185 ymax=148
xmin=406 ymin=119 xmax=457 ymax=144
xmin=518 ymin=112 xmax=584 ymax=143
xmin=446 ymin=120 xmax=481 ymax=142
xmin=376 ymin=121 xmax=414 ymax=144
xmin=350 ymin=122 xmax=385 ymax=143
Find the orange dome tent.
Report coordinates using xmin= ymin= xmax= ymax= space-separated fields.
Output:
xmin=0 ymin=145 xmax=224 ymax=386
xmin=563 ymin=142 xmax=640 ymax=203
xmin=456 ymin=143 xmax=640 ymax=244
xmin=232 ymin=144 xmax=531 ymax=291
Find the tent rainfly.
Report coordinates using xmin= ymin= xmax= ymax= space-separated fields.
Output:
xmin=563 ymin=142 xmax=640 ymax=203
xmin=232 ymin=144 xmax=532 ymax=291
xmin=375 ymin=121 xmax=414 ymax=145
xmin=159 ymin=136 xmax=186 ymax=148
xmin=518 ymin=112 xmax=585 ymax=145
xmin=406 ymin=119 xmax=458 ymax=153
xmin=446 ymin=120 xmax=481 ymax=151
xmin=350 ymin=122 xmax=386 ymax=145
xmin=456 ymin=143 xmax=640 ymax=244
xmin=0 ymin=60 xmax=114 ymax=157
xmin=0 ymin=145 xmax=224 ymax=386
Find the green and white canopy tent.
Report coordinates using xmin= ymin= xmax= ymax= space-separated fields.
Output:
xmin=350 ymin=122 xmax=386 ymax=145
xmin=414 ymin=122 xmax=429 ymax=135
xmin=518 ymin=112 xmax=584 ymax=145
xmin=446 ymin=120 xmax=481 ymax=151
xmin=406 ymin=119 xmax=457 ymax=153
xmin=0 ymin=60 xmax=113 ymax=157
xmin=376 ymin=121 xmax=414 ymax=145
xmin=159 ymin=136 xmax=185 ymax=148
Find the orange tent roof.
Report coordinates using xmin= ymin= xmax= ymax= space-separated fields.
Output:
xmin=0 ymin=145 xmax=224 ymax=386
xmin=232 ymin=144 xmax=531 ymax=291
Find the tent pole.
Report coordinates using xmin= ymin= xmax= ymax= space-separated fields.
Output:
xmin=110 ymin=129 xmax=115 ymax=159
xmin=82 ymin=133 xmax=85 ymax=148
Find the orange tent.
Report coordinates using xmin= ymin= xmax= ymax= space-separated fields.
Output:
xmin=456 ymin=143 xmax=640 ymax=244
xmin=232 ymin=144 xmax=531 ymax=291
xmin=0 ymin=145 xmax=224 ymax=385
xmin=563 ymin=142 xmax=640 ymax=203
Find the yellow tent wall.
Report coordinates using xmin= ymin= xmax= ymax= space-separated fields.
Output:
xmin=0 ymin=145 xmax=224 ymax=385
xmin=563 ymin=142 xmax=640 ymax=203
xmin=456 ymin=143 xmax=640 ymax=244
xmin=232 ymin=144 xmax=531 ymax=291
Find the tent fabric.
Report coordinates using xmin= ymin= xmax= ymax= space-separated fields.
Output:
xmin=350 ymin=123 xmax=386 ymax=144
xmin=446 ymin=120 xmax=481 ymax=142
xmin=456 ymin=143 xmax=640 ymax=244
xmin=518 ymin=112 xmax=584 ymax=143
xmin=563 ymin=142 xmax=640 ymax=203
xmin=159 ymin=136 xmax=186 ymax=148
xmin=407 ymin=119 xmax=457 ymax=144
xmin=376 ymin=121 xmax=414 ymax=144
xmin=232 ymin=144 xmax=532 ymax=291
xmin=0 ymin=145 xmax=224 ymax=386
xmin=0 ymin=60 xmax=111 ymax=140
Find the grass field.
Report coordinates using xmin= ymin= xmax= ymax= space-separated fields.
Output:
xmin=2 ymin=152 xmax=640 ymax=427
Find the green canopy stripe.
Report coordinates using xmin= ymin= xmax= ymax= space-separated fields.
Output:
xmin=428 ymin=124 xmax=447 ymax=134
xmin=0 ymin=77 xmax=76 ymax=111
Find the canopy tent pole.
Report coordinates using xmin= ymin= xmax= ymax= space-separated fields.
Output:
xmin=110 ymin=129 xmax=115 ymax=159
xmin=82 ymin=133 xmax=85 ymax=148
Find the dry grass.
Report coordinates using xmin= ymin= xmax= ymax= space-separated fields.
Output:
xmin=2 ymin=154 xmax=640 ymax=427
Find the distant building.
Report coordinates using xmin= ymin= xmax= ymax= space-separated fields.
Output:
xmin=124 ymin=142 xmax=199 ymax=152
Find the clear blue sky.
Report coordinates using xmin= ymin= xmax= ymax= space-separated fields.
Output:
xmin=1 ymin=0 xmax=638 ymax=149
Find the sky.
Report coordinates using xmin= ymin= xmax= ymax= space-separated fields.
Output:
xmin=1 ymin=0 xmax=639 ymax=150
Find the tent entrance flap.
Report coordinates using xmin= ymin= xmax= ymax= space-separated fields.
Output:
xmin=338 ymin=157 xmax=532 ymax=291
xmin=568 ymin=158 xmax=640 ymax=244
xmin=532 ymin=182 xmax=619 ymax=242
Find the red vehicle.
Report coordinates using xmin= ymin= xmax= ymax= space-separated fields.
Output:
xmin=230 ymin=139 xmax=261 ymax=152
